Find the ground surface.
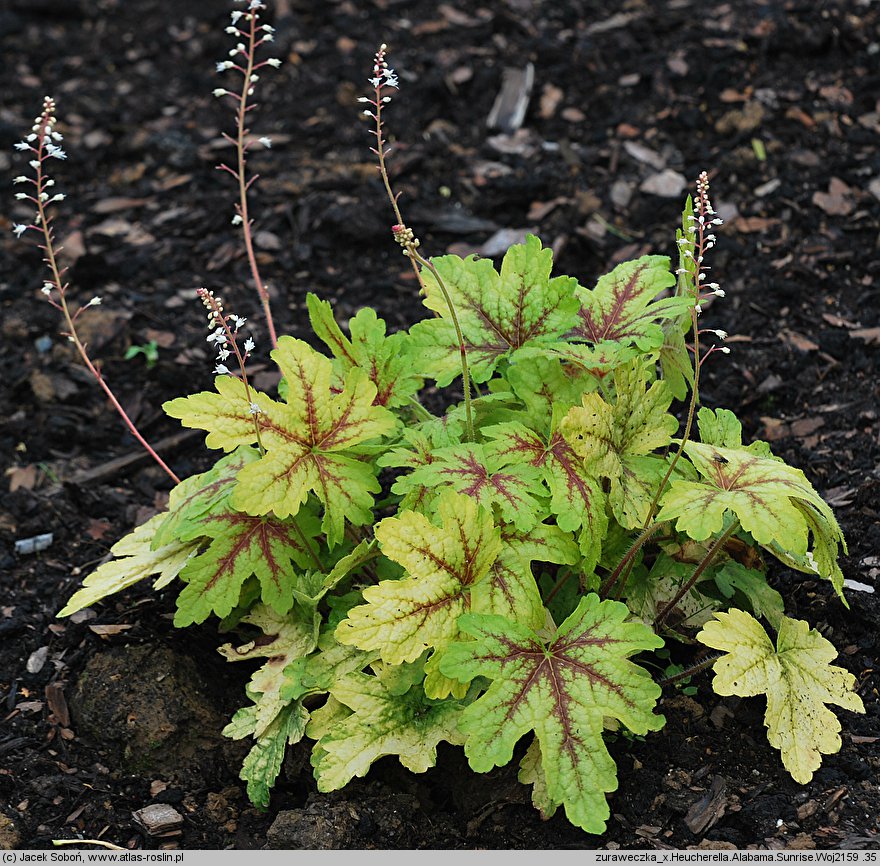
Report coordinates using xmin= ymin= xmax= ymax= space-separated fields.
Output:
xmin=1 ymin=0 xmax=879 ymax=852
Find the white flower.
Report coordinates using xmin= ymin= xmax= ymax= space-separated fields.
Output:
xmin=45 ymin=144 xmax=66 ymax=159
xmin=248 ymin=402 xmax=262 ymax=415
xmin=231 ymin=10 xmax=243 ymax=23
xmin=87 ymin=296 xmax=102 ymax=307
xmin=231 ymin=214 xmax=243 ymax=225
xmin=29 ymin=160 xmax=40 ymax=170
xmin=265 ymin=58 xmax=281 ymax=68
xmin=207 ymin=328 xmax=227 ymax=345
xmin=48 ymin=194 xmax=65 ymax=203
xmin=369 ymin=76 xmax=382 ymax=88
xmin=51 ymin=131 xmax=63 ymax=142
xmin=217 ymin=347 xmax=231 ymax=361
xmin=244 ymin=337 xmax=255 ymax=353
xmin=712 ymin=329 xmax=728 ymax=340
xmin=213 ymin=88 xmax=228 ymax=98
xmin=250 ymin=74 xmax=260 ymax=83
xmin=12 ymin=224 xmax=28 ymax=237
xmin=13 ymin=176 xmax=27 ymax=184
xmin=258 ymin=137 xmax=271 ymax=148
xmin=14 ymin=141 xmax=30 ymax=151
xmin=216 ymin=61 xmax=234 ymax=72
xmin=214 ymin=364 xmax=231 ymax=375
xmin=14 ymin=192 xmax=27 ymax=200
xmin=713 ymin=288 xmax=726 ymax=298
xmin=225 ymin=26 xmax=239 ymax=34
xmin=262 ymin=33 xmax=274 ymax=42
xmin=262 ymin=24 xmax=274 ymax=32
xmin=718 ymin=346 xmax=731 ymax=354
xmin=40 ymin=286 xmax=52 ymax=296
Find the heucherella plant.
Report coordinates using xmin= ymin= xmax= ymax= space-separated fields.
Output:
xmin=40 ymin=7 xmax=864 ymax=834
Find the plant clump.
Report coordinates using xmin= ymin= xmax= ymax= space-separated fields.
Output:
xmin=12 ymin=2 xmax=864 ymax=836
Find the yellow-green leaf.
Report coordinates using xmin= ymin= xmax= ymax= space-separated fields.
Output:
xmin=335 ymin=491 xmax=501 ymax=664
xmin=59 ymin=515 xmax=199 ymax=617
xmin=697 ymin=609 xmax=865 ymax=783
xmin=233 ymin=337 xmax=396 ymax=545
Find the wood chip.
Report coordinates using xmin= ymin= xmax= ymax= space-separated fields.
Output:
xmin=45 ymin=683 xmax=71 ymax=727
xmin=685 ymin=775 xmax=728 ymax=835
xmin=487 ymin=64 xmax=534 ymax=134
xmin=851 ymin=327 xmax=880 ymax=345
xmin=88 ymin=624 xmax=134 ymax=636
xmin=132 ymin=804 xmax=184 ymax=835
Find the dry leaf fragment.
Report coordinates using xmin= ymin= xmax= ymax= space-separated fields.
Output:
xmin=813 ymin=178 xmax=855 ymax=217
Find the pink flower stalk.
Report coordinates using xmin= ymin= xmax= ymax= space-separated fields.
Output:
xmin=214 ymin=0 xmax=283 ymax=350
xmin=12 ymin=97 xmax=181 ymax=485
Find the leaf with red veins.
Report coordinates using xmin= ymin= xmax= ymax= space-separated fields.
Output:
xmin=440 ymin=595 xmax=664 ymax=835
xmin=335 ymin=491 xmax=502 ymax=665
xmin=485 ymin=421 xmax=608 ymax=569
xmin=173 ymin=503 xmax=323 ymax=626
xmin=409 ymin=234 xmax=581 ymax=386
xmin=473 ymin=521 xmax=580 ymax=630
xmin=152 ymin=446 xmax=260 ymax=549
xmin=570 ymin=255 xmax=688 ymax=351
xmin=409 ymin=442 xmax=545 ymax=531
xmin=163 ymin=376 xmax=282 ymax=451
xmin=233 ymin=338 xmax=397 ymax=546
xmin=307 ymin=294 xmax=423 ymax=408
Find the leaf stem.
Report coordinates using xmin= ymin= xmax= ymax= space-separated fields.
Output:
xmin=599 ymin=523 xmax=663 ymax=600
xmin=654 ymin=520 xmax=739 ymax=629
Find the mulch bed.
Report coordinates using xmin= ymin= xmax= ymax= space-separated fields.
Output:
xmin=1 ymin=0 xmax=878 ymax=850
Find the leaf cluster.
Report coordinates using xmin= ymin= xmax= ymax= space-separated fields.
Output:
xmin=61 ymin=231 xmax=862 ymax=833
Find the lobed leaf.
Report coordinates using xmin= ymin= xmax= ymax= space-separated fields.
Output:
xmin=561 ymin=362 xmax=677 ymax=528
xmin=173 ymin=504 xmax=322 ymax=626
xmin=409 ymin=235 xmax=581 ymax=385
xmin=697 ymin=609 xmax=864 ymax=783
xmin=311 ymin=670 xmax=467 ymax=791
xmin=440 ymin=595 xmax=664 ymax=834
xmin=307 ymin=294 xmax=423 ymax=408
xmin=335 ymin=491 xmax=501 ymax=664
xmin=570 ymin=255 xmax=686 ymax=350
xmin=233 ymin=337 xmax=396 ymax=546
xmin=657 ymin=441 xmax=847 ymax=598
xmin=59 ymin=514 xmax=199 ymax=617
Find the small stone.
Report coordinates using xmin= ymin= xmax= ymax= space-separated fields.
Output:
xmin=132 ymin=803 xmax=184 ymax=835
xmin=640 ymin=169 xmax=687 ymax=198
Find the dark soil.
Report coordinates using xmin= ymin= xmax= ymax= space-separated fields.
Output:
xmin=2 ymin=0 xmax=879 ymax=851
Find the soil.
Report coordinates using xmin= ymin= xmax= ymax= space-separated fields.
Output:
xmin=1 ymin=0 xmax=879 ymax=852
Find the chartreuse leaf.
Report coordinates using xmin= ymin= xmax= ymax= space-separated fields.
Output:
xmin=474 ymin=522 xmax=579 ymax=631
xmin=656 ymin=441 xmax=847 ymax=599
xmin=281 ymin=628 xmax=379 ymax=702
xmin=504 ymin=355 xmax=600 ymax=433
xmin=484 ymin=420 xmax=608 ymax=570
xmin=697 ymin=407 xmax=774 ymax=458
xmin=410 ymin=234 xmax=581 ymax=385
xmin=311 ymin=669 xmax=468 ymax=791
xmin=232 ymin=337 xmax=396 ymax=546
xmin=224 ymin=701 xmax=309 ymax=809
xmin=174 ymin=504 xmax=322 ymax=626
xmin=59 ymin=514 xmax=199 ymax=617
xmin=561 ymin=362 xmax=677 ymax=528
xmin=571 ymin=255 xmax=686 ymax=351
xmin=152 ymin=447 xmax=259 ymax=549
xmin=713 ymin=561 xmax=784 ymax=629
xmin=219 ymin=603 xmax=319 ymax=737
xmin=408 ymin=442 xmax=545 ymax=531
xmin=307 ymin=294 xmax=422 ymax=408
xmin=163 ymin=376 xmax=280 ymax=452
xmin=440 ymin=595 xmax=664 ymax=834
xmin=335 ymin=491 xmax=501 ymax=664
xmin=697 ymin=609 xmax=865 ymax=783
